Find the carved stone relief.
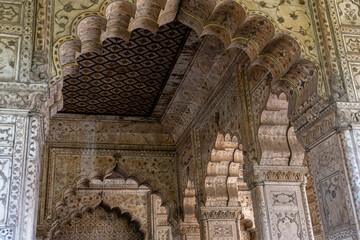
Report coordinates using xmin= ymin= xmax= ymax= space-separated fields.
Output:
xmin=305 ymin=174 xmax=322 ymax=239
xmin=0 ymin=36 xmax=20 ymax=81
xmin=308 ymin=133 xmax=358 ymax=239
xmin=191 ymin=78 xmax=242 ymax=205
xmin=0 ymin=3 xmax=22 ymax=24
xmin=265 ymin=185 xmax=309 ymax=240
xmin=53 ymin=206 xmax=144 ymax=240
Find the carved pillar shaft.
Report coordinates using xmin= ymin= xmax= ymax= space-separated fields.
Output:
xmin=247 ymin=166 xmax=314 ymax=240
xmin=0 ymin=111 xmax=46 ymax=240
xmin=295 ymin=102 xmax=360 ymax=239
xmin=304 ymin=129 xmax=360 ymax=239
xmin=251 ymin=184 xmax=271 ymax=240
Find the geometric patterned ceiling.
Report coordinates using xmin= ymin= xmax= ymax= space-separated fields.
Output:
xmin=61 ymin=21 xmax=189 ymax=117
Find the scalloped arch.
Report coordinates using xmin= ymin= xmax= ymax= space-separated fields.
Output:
xmin=52 ymin=163 xmax=176 ymax=235
xmin=51 ymin=0 xmax=312 ymax=89
xmin=51 ymin=202 xmax=145 ymax=239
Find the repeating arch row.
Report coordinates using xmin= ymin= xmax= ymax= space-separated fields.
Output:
xmin=56 ymin=0 xmax=318 ymax=107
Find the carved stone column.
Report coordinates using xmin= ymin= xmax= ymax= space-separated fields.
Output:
xmin=296 ymin=102 xmax=360 ymax=239
xmin=247 ymin=165 xmax=314 ymax=240
xmin=176 ymin=180 xmax=200 ymax=240
xmin=0 ymin=0 xmax=50 ymax=239
xmin=0 ymin=86 xmax=48 ymax=240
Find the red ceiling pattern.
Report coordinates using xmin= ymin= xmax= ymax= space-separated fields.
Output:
xmin=61 ymin=21 xmax=189 ymax=116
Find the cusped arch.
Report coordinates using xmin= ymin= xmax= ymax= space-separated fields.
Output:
xmin=204 ymin=132 xmax=243 ymax=207
xmin=51 ymin=202 xmax=145 ymax=239
xmin=257 ymin=92 xmax=305 ymax=166
xmin=249 ymin=34 xmax=301 ymax=85
xmin=53 ymin=0 xmax=308 ymax=85
xmin=52 ymin=163 xmax=176 ymax=239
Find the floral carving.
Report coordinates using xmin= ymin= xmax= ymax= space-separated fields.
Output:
xmin=0 ymin=4 xmax=21 ymax=23
xmin=0 ymin=38 xmax=17 ymax=80
xmin=54 ymin=0 xmax=99 ymax=36
xmin=276 ymin=212 xmax=301 ymax=240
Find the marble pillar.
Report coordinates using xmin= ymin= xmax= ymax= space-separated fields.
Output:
xmin=247 ymin=165 xmax=314 ymax=240
xmin=0 ymin=0 xmax=50 ymax=238
xmin=297 ymin=102 xmax=360 ymax=239
xmin=0 ymin=93 xmax=48 ymax=240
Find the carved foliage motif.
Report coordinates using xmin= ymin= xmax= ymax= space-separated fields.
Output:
xmin=0 ymin=36 xmax=20 ymax=80
xmin=272 ymin=192 xmax=297 ymax=206
xmin=213 ymin=225 xmax=232 ymax=237
xmin=0 ymin=3 xmax=22 ymax=24
xmin=0 ymin=124 xmax=14 ymax=225
xmin=275 ymin=212 xmax=301 ymax=240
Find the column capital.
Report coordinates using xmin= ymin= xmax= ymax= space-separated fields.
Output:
xmin=244 ymin=164 xmax=308 ymax=188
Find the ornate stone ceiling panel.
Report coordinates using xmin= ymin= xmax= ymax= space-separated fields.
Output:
xmin=61 ymin=21 xmax=189 ymax=116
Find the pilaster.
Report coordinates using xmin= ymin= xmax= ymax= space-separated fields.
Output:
xmin=0 ymin=88 xmax=48 ymax=240
xmin=0 ymin=0 xmax=50 ymax=238
xmin=295 ymin=102 xmax=360 ymax=239
xmin=246 ymin=164 xmax=314 ymax=240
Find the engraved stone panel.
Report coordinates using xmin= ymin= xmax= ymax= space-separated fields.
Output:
xmin=0 ymin=35 xmax=20 ymax=81
xmin=275 ymin=212 xmax=301 ymax=240
xmin=344 ymin=35 xmax=360 ymax=54
xmin=0 ymin=3 xmax=22 ymax=24
xmin=264 ymin=184 xmax=310 ymax=240
xmin=208 ymin=222 xmax=237 ymax=240
xmin=0 ymin=158 xmax=12 ymax=225
xmin=319 ymin=172 xmax=350 ymax=229
xmin=272 ymin=192 xmax=297 ymax=206
xmin=336 ymin=0 xmax=360 ymax=25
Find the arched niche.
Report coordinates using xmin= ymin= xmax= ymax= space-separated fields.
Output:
xmin=49 ymin=164 xmax=173 ymax=240
xmin=53 ymin=204 xmax=144 ymax=240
